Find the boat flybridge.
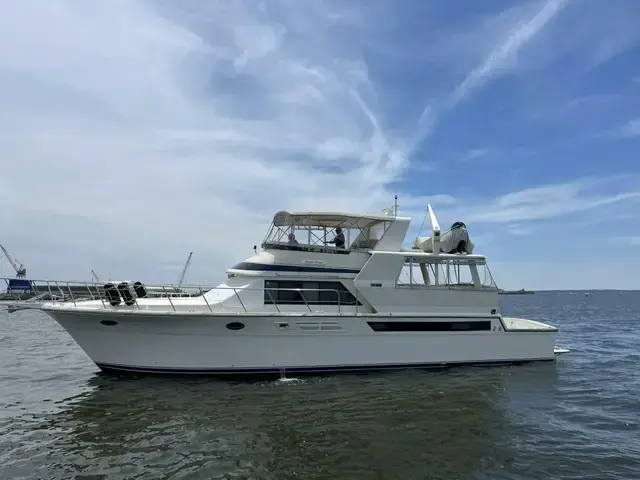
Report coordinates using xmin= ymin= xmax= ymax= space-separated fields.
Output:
xmin=39 ymin=204 xmax=569 ymax=375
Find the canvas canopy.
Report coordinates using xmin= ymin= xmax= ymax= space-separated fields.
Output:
xmin=271 ymin=211 xmax=396 ymax=229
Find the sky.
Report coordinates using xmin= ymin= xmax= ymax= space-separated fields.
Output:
xmin=1 ymin=0 xmax=639 ymax=290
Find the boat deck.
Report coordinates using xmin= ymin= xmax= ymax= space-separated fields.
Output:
xmin=502 ymin=317 xmax=558 ymax=332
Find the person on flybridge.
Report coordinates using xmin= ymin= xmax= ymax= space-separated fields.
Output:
xmin=414 ymin=221 xmax=475 ymax=254
xmin=327 ymin=227 xmax=346 ymax=248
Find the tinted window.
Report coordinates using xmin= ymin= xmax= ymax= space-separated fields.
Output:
xmin=367 ymin=321 xmax=491 ymax=332
xmin=301 ymin=281 xmax=320 ymax=303
xmin=264 ymin=280 xmax=359 ymax=305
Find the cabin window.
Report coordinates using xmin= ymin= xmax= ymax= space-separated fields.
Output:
xmin=264 ymin=280 xmax=360 ymax=305
xmin=301 ymin=281 xmax=320 ymax=303
xmin=367 ymin=321 xmax=491 ymax=332
xmin=397 ymin=258 xmax=497 ymax=289
xmin=266 ymin=280 xmax=301 ymax=303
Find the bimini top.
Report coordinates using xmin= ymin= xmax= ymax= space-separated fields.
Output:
xmin=272 ymin=210 xmax=404 ymax=229
xmin=263 ymin=209 xmax=410 ymax=252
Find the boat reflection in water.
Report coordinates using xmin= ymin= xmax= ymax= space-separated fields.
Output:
xmin=34 ymin=364 xmax=560 ymax=478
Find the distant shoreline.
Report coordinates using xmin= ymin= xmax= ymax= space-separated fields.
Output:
xmin=499 ymin=289 xmax=535 ymax=295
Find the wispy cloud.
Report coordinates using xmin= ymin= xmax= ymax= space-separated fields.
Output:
xmin=0 ymin=0 xmax=572 ymax=278
xmin=612 ymin=236 xmax=640 ymax=246
xmin=412 ymin=0 xmax=569 ymax=145
xmin=565 ymin=94 xmax=619 ymax=110
xmin=436 ymin=177 xmax=640 ymax=225
xmin=460 ymin=149 xmax=490 ymax=162
xmin=1 ymin=0 xmax=639 ymax=288
xmin=597 ymin=118 xmax=640 ymax=140
xmin=0 ymin=0 xmax=414 ymax=279
xmin=616 ymin=119 xmax=640 ymax=138
xmin=446 ymin=0 xmax=569 ymax=108
xmin=506 ymin=224 xmax=537 ymax=236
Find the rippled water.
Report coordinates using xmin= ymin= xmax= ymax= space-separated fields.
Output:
xmin=1 ymin=291 xmax=639 ymax=479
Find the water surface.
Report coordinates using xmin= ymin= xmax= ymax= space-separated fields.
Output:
xmin=1 ymin=291 xmax=639 ymax=479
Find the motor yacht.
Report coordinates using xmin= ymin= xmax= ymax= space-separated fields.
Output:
xmin=38 ymin=204 xmax=569 ymax=375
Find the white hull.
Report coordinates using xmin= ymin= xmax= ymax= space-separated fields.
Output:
xmin=44 ymin=309 xmax=560 ymax=375
xmin=25 ymin=203 xmax=570 ymax=377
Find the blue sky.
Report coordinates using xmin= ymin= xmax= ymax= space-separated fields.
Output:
xmin=1 ymin=0 xmax=639 ymax=289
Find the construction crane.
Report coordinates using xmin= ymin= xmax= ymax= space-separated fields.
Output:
xmin=177 ymin=252 xmax=193 ymax=288
xmin=91 ymin=269 xmax=100 ymax=282
xmin=0 ymin=244 xmax=27 ymax=278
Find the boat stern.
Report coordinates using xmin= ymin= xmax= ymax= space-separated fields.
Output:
xmin=501 ymin=317 xmax=557 ymax=332
xmin=502 ymin=316 xmax=569 ymax=358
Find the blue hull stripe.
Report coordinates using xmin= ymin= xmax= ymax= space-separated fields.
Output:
xmin=96 ymin=358 xmax=555 ymax=376
xmin=229 ymin=262 xmax=361 ymax=274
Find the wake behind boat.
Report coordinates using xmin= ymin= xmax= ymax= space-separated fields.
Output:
xmin=31 ymin=203 xmax=567 ymax=376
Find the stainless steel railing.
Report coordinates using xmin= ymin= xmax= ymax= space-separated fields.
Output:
xmin=0 ymin=277 xmax=356 ymax=314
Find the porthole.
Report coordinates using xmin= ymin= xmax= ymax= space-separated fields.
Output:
xmin=226 ymin=322 xmax=245 ymax=331
xmin=100 ymin=320 xmax=118 ymax=326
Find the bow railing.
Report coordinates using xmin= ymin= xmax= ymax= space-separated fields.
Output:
xmin=0 ymin=277 xmax=358 ymax=314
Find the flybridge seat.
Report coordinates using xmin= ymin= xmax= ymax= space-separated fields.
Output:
xmin=414 ymin=221 xmax=475 ymax=254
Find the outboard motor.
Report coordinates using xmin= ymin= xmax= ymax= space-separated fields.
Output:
xmin=133 ymin=281 xmax=147 ymax=298
xmin=117 ymin=282 xmax=136 ymax=306
xmin=447 ymin=222 xmax=470 ymax=254
xmin=103 ymin=283 xmax=121 ymax=307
